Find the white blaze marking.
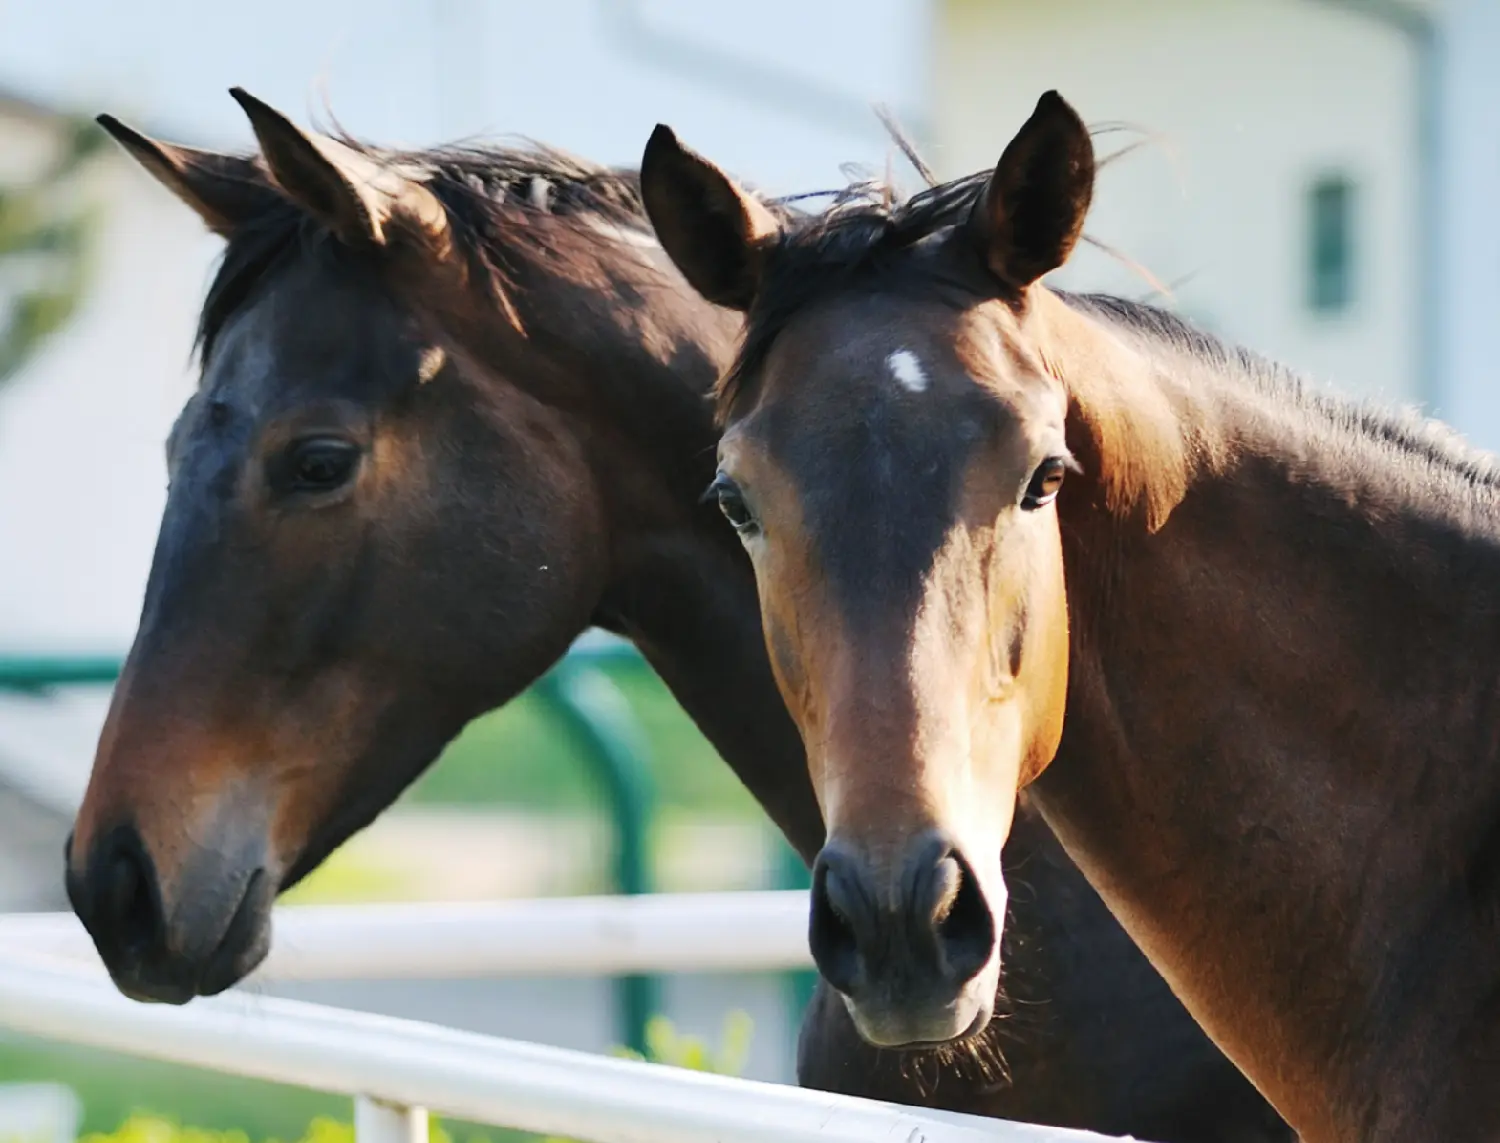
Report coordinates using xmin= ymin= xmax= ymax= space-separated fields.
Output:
xmin=887 ymin=349 xmax=929 ymax=393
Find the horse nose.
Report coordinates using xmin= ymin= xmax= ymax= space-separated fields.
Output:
xmin=809 ymin=833 xmax=996 ymax=997
xmin=70 ymin=825 xmax=166 ymax=969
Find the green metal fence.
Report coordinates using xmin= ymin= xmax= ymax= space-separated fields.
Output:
xmin=0 ymin=638 xmax=812 ymax=1058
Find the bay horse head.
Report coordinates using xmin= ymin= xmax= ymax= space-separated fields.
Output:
xmin=643 ymin=92 xmax=1094 ymax=1047
xmin=65 ymin=92 xmax=702 ymax=1002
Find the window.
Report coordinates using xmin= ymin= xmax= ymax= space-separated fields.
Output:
xmin=1307 ymin=175 xmax=1356 ymax=315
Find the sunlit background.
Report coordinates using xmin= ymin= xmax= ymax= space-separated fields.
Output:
xmin=0 ymin=1 xmax=1495 ymax=1140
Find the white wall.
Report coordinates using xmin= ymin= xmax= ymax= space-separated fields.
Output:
xmin=934 ymin=0 xmax=1420 ymax=409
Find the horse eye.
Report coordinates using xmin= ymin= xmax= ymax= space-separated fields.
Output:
xmin=1021 ymin=456 xmax=1069 ymax=510
xmin=279 ymin=437 xmax=361 ymax=495
xmin=710 ymin=474 xmax=758 ymax=535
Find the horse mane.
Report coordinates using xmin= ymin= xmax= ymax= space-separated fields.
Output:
xmin=1063 ymin=292 xmax=1500 ymax=496
xmin=196 ymin=137 xmax=663 ymax=361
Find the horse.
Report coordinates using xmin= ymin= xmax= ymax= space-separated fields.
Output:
xmin=640 ymin=89 xmax=1500 ymax=1142
xmin=63 ymin=91 xmax=1289 ymax=1142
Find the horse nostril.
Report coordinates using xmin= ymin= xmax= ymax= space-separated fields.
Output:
xmin=932 ymin=849 xmax=995 ymax=985
xmin=93 ymin=831 xmax=164 ymax=961
xmin=809 ymin=847 xmax=868 ymax=996
xmin=105 ymin=853 xmax=141 ymax=922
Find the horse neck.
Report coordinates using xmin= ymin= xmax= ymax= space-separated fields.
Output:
xmin=1029 ymin=288 xmax=1500 ymax=1142
xmin=441 ymin=232 xmax=824 ymax=863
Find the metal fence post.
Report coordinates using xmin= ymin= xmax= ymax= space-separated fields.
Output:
xmin=353 ymin=1095 xmax=428 ymax=1143
xmin=534 ymin=657 xmax=659 ymax=1056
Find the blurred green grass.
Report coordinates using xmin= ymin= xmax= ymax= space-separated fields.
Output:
xmin=402 ymin=660 xmax=761 ymax=819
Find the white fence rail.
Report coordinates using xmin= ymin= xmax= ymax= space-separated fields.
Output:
xmin=0 ymin=955 xmax=1132 ymax=1143
xmin=0 ymin=891 xmax=815 ymax=980
xmin=0 ymin=892 xmax=1144 ymax=1143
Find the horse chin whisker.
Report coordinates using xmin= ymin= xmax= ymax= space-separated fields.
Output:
xmin=894 ymin=1005 xmax=1014 ymax=1096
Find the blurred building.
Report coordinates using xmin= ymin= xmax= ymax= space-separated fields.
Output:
xmin=931 ymin=0 xmax=1500 ymax=447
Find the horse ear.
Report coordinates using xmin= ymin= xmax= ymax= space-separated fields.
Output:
xmin=227 ymin=88 xmax=448 ymax=250
xmin=96 ymin=115 xmax=273 ymax=237
xmin=969 ymin=91 xmax=1095 ymax=291
xmin=640 ymin=124 xmax=780 ymax=312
